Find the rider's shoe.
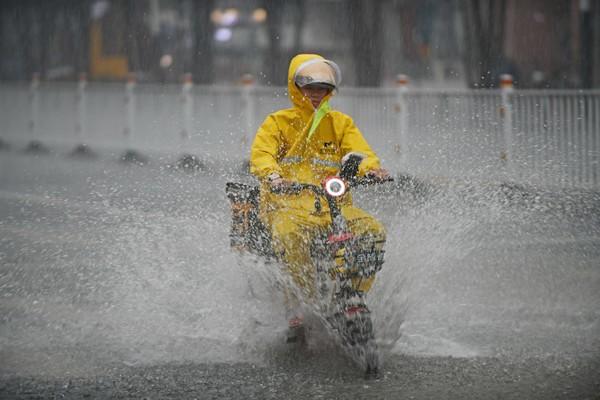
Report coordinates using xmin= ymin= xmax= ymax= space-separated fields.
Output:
xmin=286 ymin=315 xmax=305 ymax=343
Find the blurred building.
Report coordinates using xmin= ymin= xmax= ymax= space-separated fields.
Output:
xmin=0 ymin=0 xmax=596 ymax=88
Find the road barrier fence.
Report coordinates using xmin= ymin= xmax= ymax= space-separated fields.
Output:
xmin=1 ymin=75 xmax=598 ymax=188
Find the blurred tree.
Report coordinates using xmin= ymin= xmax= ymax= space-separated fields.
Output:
xmin=1 ymin=0 xmax=32 ymax=79
xmin=262 ymin=0 xmax=286 ymax=86
xmin=191 ymin=0 xmax=214 ymax=84
xmin=39 ymin=1 xmax=57 ymax=79
xmin=594 ymin=1 xmax=600 ymax=88
xmin=72 ymin=0 xmax=90 ymax=75
xmin=461 ymin=0 xmax=506 ymax=88
xmin=579 ymin=0 xmax=593 ymax=88
xmin=0 ymin=0 xmax=90 ymax=80
xmin=348 ymin=0 xmax=383 ymax=86
xmin=393 ymin=0 xmax=435 ymax=81
xmin=125 ymin=0 xmax=144 ymax=73
xmin=290 ymin=0 xmax=305 ymax=58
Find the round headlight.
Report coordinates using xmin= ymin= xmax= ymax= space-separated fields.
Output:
xmin=324 ymin=177 xmax=346 ymax=197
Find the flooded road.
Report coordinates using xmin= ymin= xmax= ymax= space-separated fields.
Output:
xmin=1 ymin=150 xmax=599 ymax=399
xmin=2 ymin=356 xmax=599 ymax=399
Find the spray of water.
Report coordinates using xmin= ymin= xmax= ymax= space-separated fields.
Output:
xmin=1 ymin=152 xmax=599 ymax=379
xmin=365 ymin=177 xmax=600 ymax=360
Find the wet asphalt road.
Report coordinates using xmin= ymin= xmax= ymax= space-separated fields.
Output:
xmin=1 ymin=354 xmax=599 ymax=399
xmin=1 ymin=150 xmax=599 ymax=399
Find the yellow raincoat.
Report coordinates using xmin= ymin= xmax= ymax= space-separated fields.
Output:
xmin=250 ymin=53 xmax=386 ymax=295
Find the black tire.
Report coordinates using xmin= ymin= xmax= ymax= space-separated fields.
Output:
xmin=364 ymin=340 xmax=380 ymax=379
xmin=341 ymin=312 xmax=380 ymax=377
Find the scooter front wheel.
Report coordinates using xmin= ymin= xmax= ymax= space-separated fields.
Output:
xmin=363 ymin=340 xmax=380 ymax=379
xmin=337 ymin=308 xmax=380 ymax=378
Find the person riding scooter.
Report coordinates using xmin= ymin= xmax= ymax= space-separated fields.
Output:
xmin=249 ymin=53 xmax=390 ymax=340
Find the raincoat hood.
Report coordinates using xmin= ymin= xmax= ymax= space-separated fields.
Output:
xmin=287 ymin=54 xmax=341 ymax=113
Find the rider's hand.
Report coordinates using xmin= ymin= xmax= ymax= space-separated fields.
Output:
xmin=267 ymin=173 xmax=292 ymax=191
xmin=366 ymin=168 xmax=390 ymax=181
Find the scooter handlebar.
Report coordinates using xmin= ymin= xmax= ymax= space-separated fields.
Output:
xmin=350 ymin=175 xmax=394 ymax=187
xmin=270 ymin=175 xmax=393 ymax=195
xmin=270 ymin=182 xmax=323 ymax=195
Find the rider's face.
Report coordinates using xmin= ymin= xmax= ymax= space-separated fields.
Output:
xmin=300 ymin=85 xmax=332 ymax=108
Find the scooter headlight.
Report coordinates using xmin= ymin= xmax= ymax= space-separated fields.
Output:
xmin=324 ymin=177 xmax=346 ymax=197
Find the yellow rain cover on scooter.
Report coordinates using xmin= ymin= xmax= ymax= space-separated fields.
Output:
xmin=250 ymin=53 xmax=381 ymax=218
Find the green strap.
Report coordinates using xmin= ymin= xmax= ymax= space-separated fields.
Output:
xmin=307 ymin=100 xmax=331 ymax=142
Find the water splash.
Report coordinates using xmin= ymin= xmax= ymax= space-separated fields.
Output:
xmin=1 ymin=152 xmax=599 ymax=379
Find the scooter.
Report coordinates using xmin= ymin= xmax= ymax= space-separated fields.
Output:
xmin=225 ymin=154 xmax=391 ymax=378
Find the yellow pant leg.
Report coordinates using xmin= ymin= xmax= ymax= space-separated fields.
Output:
xmin=267 ymin=206 xmax=386 ymax=296
xmin=268 ymin=208 xmax=329 ymax=298
xmin=342 ymin=206 xmax=386 ymax=238
xmin=341 ymin=206 xmax=387 ymax=293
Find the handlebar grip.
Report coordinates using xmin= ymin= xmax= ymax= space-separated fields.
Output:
xmin=354 ymin=175 xmax=394 ymax=186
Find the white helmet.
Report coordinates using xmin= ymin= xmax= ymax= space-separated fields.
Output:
xmin=294 ymin=59 xmax=342 ymax=90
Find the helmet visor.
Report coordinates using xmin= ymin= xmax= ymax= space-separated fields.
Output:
xmin=294 ymin=59 xmax=342 ymax=90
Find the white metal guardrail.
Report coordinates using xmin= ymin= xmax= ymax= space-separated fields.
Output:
xmin=1 ymin=79 xmax=598 ymax=188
